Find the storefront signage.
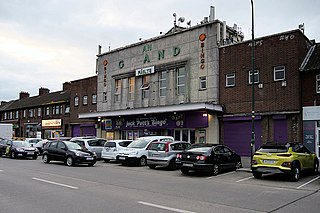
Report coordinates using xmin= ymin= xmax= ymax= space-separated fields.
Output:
xmin=104 ymin=119 xmax=112 ymax=130
xmin=303 ymin=106 xmax=320 ymax=120
xmin=42 ymin=119 xmax=62 ymax=128
xmin=103 ymin=59 xmax=108 ymax=87
xmin=303 ymin=121 xmax=315 ymax=153
xmin=199 ymin=33 xmax=206 ymax=69
xmin=135 ymin=66 xmax=155 ymax=77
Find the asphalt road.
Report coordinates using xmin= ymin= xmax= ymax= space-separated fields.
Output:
xmin=0 ymin=157 xmax=319 ymax=213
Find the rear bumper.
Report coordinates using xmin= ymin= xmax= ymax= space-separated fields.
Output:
xmin=147 ymin=159 xmax=170 ymax=167
xmin=251 ymin=166 xmax=291 ymax=174
xmin=176 ymin=161 xmax=213 ymax=172
xmin=116 ymin=155 xmax=139 ymax=164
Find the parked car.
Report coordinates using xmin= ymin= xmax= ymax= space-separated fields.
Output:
xmin=25 ymin=138 xmax=43 ymax=146
xmin=34 ymin=139 xmax=49 ymax=155
xmin=0 ymin=140 xmax=38 ymax=159
xmin=70 ymin=137 xmax=106 ymax=159
xmin=251 ymin=143 xmax=319 ymax=181
xmin=116 ymin=136 xmax=174 ymax=166
xmin=42 ymin=140 xmax=96 ymax=166
xmin=101 ymin=140 xmax=132 ymax=163
xmin=176 ymin=143 xmax=242 ymax=175
xmin=147 ymin=141 xmax=191 ymax=170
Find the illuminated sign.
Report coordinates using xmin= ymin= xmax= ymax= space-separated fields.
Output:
xmin=42 ymin=119 xmax=62 ymax=128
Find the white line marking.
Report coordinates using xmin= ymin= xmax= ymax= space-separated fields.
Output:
xmin=296 ymin=176 xmax=320 ymax=189
xmin=138 ymin=201 xmax=197 ymax=213
xmin=32 ymin=177 xmax=78 ymax=189
xmin=206 ymin=171 xmax=236 ymax=179
xmin=236 ymin=176 xmax=254 ymax=183
xmin=0 ymin=169 xmax=3 ymax=172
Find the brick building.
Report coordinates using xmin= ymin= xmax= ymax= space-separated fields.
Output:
xmin=219 ymin=29 xmax=312 ymax=156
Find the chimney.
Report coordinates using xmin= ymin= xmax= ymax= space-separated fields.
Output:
xmin=209 ymin=6 xmax=215 ymax=22
xmin=1 ymin=101 xmax=8 ymax=106
xmin=39 ymin=87 xmax=50 ymax=96
xmin=63 ymin=82 xmax=71 ymax=91
xmin=19 ymin=92 xmax=30 ymax=99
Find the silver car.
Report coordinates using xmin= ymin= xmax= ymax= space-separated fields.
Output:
xmin=101 ymin=140 xmax=132 ymax=163
xmin=147 ymin=141 xmax=191 ymax=170
xmin=70 ymin=137 xmax=106 ymax=159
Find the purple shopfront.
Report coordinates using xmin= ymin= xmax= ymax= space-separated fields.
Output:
xmin=102 ymin=111 xmax=210 ymax=143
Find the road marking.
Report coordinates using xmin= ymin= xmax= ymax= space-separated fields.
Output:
xmin=206 ymin=171 xmax=236 ymax=179
xmin=235 ymin=176 xmax=254 ymax=183
xmin=32 ymin=177 xmax=78 ymax=189
xmin=138 ymin=201 xmax=197 ymax=213
xmin=296 ymin=176 xmax=320 ymax=189
xmin=0 ymin=169 xmax=3 ymax=172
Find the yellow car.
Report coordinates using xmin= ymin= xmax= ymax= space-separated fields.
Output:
xmin=251 ymin=143 xmax=319 ymax=181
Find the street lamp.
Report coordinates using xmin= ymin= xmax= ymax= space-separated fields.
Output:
xmin=250 ymin=0 xmax=255 ymax=161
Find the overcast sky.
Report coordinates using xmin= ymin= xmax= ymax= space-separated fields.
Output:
xmin=0 ymin=0 xmax=319 ymax=101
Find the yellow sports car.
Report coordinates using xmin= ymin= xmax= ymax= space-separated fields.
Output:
xmin=251 ymin=143 xmax=319 ymax=181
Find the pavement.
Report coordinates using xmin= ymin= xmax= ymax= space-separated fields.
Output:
xmin=239 ymin=156 xmax=252 ymax=172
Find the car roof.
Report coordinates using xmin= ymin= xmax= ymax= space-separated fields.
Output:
xmin=137 ymin=136 xmax=174 ymax=140
xmin=107 ymin=140 xmax=132 ymax=142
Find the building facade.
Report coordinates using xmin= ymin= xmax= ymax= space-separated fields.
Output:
xmin=219 ymin=29 xmax=312 ymax=156
xmin=301 ymin=42 xmax=320 ymax=158
xmin=80 ymin=17 xmax=243 ymax=143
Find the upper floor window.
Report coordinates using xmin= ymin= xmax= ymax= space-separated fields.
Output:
xmin=29 ymin=109 xmax=34 ymax=117
xmin=226 ymin=73 xmax=235 ymax=87
xmin=46 ymin=107 xmax=50 ymax=116
xmin=23 ymin=109 xmax=27 ymax=118
xmin=249 ymin=70 xmax=259 ymax=84
xmin=129 ymin=77 xmax=135 ymax=101
xmin=74 ymin=96 xmax=79 ymax=106
xmin=4 ymin=113 xmax=7 ymax=120
xmin=316 ymin=74 xmax=320 ymax=93
xmin=274 ymin=66 xmax=285 ymax=81
xmin=65 ymin=105 xmax=70 ymax=114
xmin=159 ymin=71 xmax=167 ymax=97
xmin=199 ymin=76 xmax=207 ymax=90
xmin=83 ymin=95 xmax=88 ymax=105
xmin=92 ymin=94 xmax=97 ymax=104
xmin=15 ymin=111 xmax=19 ymax=119
xmin=115 ymin=79 xmax=121 ymax=102
xmin=141 ymin=75 xmax=150 ymax=99
xmin=38 ymin=108 xmax=41 ymax=117
xmin=177 ymin=67 xmax=186 ymax=95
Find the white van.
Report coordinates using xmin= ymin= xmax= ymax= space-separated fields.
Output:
xmin=116 ymin=136 xmax=174 ymax=166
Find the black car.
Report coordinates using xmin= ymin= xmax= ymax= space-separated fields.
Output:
xmin=42 ymin=141 xmax=96 ymax=167
xmin=176 ymin=143 xmax=242 ymax=175
xmin=0 ymin=140 xmax=38 ymax=159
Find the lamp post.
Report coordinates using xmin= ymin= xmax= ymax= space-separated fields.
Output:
xmin=250 ymin=0 xmax=255 ymax=161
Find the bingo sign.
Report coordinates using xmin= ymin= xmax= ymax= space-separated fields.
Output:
xmin=103 ymin=59 xmax=108 ymax=87
xmin=199 ymin=33 xmax=206 ymax=69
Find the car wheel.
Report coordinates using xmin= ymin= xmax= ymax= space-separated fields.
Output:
xmin=42 ymin=154 xmax=50 ymax=163
xmin=290 ymin=165 xmax=300 ymax=182
xmin=32 ymin=155 xmax=38 ymax=160
xmin=11 ymin=151 xmax=15 ymax=159
xmin=181 ymin=169 xmax=189 ymax=174
xmin=104 ymin=159 xmax=110 ymax=163
xmin=212 ymin=163 xmax=219 ymax=176
xmin=252 ymin=171 xmax=262 ymax=179
xmin=139 ymin=157 xmax=147 ymax=166
xmin=66 ymin=157 xmax=74 ymax=167
xmin=168 ymin=159 xmax=177 ymax=170
xmin=88 ymin=162 xmax=95 ymax=167
xmin=148 ymin=165 xmax=156 ymax=169
xmin=313 ymin=159 xmax=319 ymax=174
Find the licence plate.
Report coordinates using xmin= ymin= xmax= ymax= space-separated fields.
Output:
xmin=119 ymin=157 xmax=126 ymax=160
xmin=183 ymin=163 xmax=193 ymax=167
xmin=263 ymin=160 xmax=276 ymax=164
xmin=86 ymin=157 xmax=93 ymax=160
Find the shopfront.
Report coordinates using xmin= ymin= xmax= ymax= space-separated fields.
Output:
xmin=303 ymin=106 xmax=320 ymax=159
xmin=71 ymin=124 xmax=96 ymax=137
xmin=42 ymin=119 xmax=63 ymax=139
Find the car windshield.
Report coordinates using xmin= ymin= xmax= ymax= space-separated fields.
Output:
xmin=258 ymin=145 xmax=288 ymax=153
xmin=88 ymin=139 xmax=106 ymax=146
xmin=13 ymin=141 xmax=31 ymax=147
xmin=128 ymin=138 xmax=150 ymax=148
xmin=65 ymin=142 xmax=82 ymax=150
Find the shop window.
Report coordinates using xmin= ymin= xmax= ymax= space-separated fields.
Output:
xmin=274 ymin=65 xmax=285 ymax=81
xmin=129 ymin=77 xmax=135 ymax=101
xmin=159 ymin=71 xmax=167 ymax=96
xmin=199 ymin=76 xmax=207 ymax=90
xmin=177 ymin=67 xmax=186 ymax=95
xmin=226 ymin=73 xmax=235 ymax=87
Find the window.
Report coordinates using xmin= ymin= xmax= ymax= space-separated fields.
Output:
xmin=65 ymin=105 xmax=70 ymax=114
xmin=103 ymin=92 xmax=107 ymax=102
xmin=115 ymin=79 xmax=121 ymax=102
xmin=316 ymin=74 xmax=320 ymax=93
xmin=15 ymin=111 xmax=19 ymax=119
xmin=46 ymin=107 xmax=50 ymax=116
xmin=128 ymin=77 xmax=135 ymax=101
xmin=249 ymin=70 xmax=259 ymax=84
xmin=274 ymin=66 xmax=285 ymax=81
xmin=159 ymin=71 xmax=167 ymax=96
xmin=83 ymin=95 xmax=88 ymax=105
xmin=74 ymin=96 xmax=79 ymax=106
xmin=199 ymin=76 xmax=207 ymax=90
xmin=177 ymin=67 xmax=186 ymax=95
xmin=141 ymin=75 xmax=150 ymax=99
xmin=29 ymin=109 xmax=34 ymax=117
xmin=226 ymin=73 xmax=235 ymax=87
xmin=92 ymin=94 xmax=97 ymax=104
xmin=23 ymin=110 xmax=26 ymax=118
xmin=38 ymin=108 xmax=41 ymax=117
xmin=55 ymin=106 xmax=61 ymax=115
